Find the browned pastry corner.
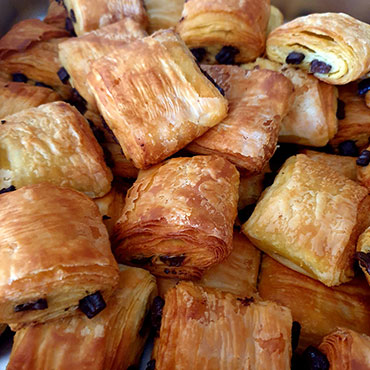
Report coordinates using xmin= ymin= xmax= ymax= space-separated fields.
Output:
xmin=44 ymin=0 xmax=69 ymax=30
xmin=177 ymin=0 xmax=270 ymax=64
xmin=7 ymin=265 xmax=156 ymax=370
xmin=187 ymin=66 xmax=294 ymax=174
xmin=0 ymin=183 xmax=119 ymax=330
xmin=259 ymin=256 xmax=370 ymax=351
xmin=87 ymin=29 xmax=228 ymax=169
xmin=112 ymin=155 xmax=239 ymax=279
xmin=243 ymin=154 xmax=368 ymax=286
xmin=153 ymin=281 xmax=292 ymax=369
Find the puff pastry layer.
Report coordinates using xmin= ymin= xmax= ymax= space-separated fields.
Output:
xmin=243 ymin=154 xmax=368 ymax=286
xmin=267 ymin=6 xmax=284 ymax=35
xmin=266 ymin=13 xmax=370 ymax=85
xmin=87 ymin=29 xmax=228 ymax=169
xmin=44 ymin=0 xmax=68 ymax=30
xmin=0 ymin=183 xmax=119 ymax=330
xmin=8 ymin=265 xmax=156 ymax=370
xmin=177 ymin=0 xmax=271 ymax=64
xmin=153 ymin=282 xmax=292 ymax=370
xmin=259 ymin=256 xmax=370 ymax=350
xmin=0 ymin=101 xmax=112 ymax=198
xmin=187 ymin=66 xmax=294 ymax=174
xmin=113 ymin=155 xmax=239 ymax=279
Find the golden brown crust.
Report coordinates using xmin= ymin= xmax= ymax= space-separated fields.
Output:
xmin=44 ymin=1 xmax=69 ymax=29
xmin=267 ymin=13 xmax=370 ymax=85
xmin=153 ymin=281 xmax=292 ymax=369
xmin=243 ymin=154 xmax=368 ymax=286
xmin=177 ymin=0 xmax=271 ymax=64
xmin=112 ymin=155 xmax=239 ymax=279
xmin=8 ymin=265 xmax=156 ymax=370
xmin=63 ymin=0 xmax=148 ymax=36
xmin=267 ymin=6 xmax=283 ymax=35
xmin=187 ymin=66 xmax=293 ymax=174
xmin=259 ymin=256 xmax=370 ymax=350
xmin=0 ymin=183 xmax=119 ymax=329
xmin=87 ymin=29 xmax=228 ymax=169
xmin=0 ymin=101 xmax=112 ymax=198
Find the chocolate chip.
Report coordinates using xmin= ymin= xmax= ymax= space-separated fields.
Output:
xmin=358 ymin=78 xmax=370 ymax=96
xmin=355 ymin=252 xmax=370 ymax=274
xmin=338 ymin=140 xmax=358 ymax=157
xmin=0 ymin=185 xmax=16 ymax=194
xmin=237 ymin=296 xmax=254 ymax=307
xmin=79 ymin=291 xmax=106 ymax=319
xmin=291 ymin=321 xmax=301 ymax=352
xmin=14 ymin=298 xmax=48 ymax=312
xmin=67 ymin=88 xmax=87 ymax=114
xmin=1 ymin=120 xmax=6 ymax=124
xmin=151 ymin=296 xmax=165 ymax=334
xmin=65 ymin=17 xmax=76 ymax=36
xmin=336 ymin=99 xmax=345 ymax=120
xmin=190 ymin=48 xmax=206 ymax=63
xmin=310 ymin=60 xmax=332 ymax=74
xmin=12 ymin=73 xmax=28 ymax=83
xmin=159 ymin=255 xmax=186 ymax=267
xmin=130 ymin=256 xmax=153 ymax=266
xmin=35 ymin=81 xmax=52 ymax=89
xmin=102 ymin=215 xmax=111 ymax=220
xmin=57 ymin=67 xmax=69 ymax=84
xmin=146 ymin=360 xmax=156 ymax=370
xmin=179 ymin=16 xmax=184 ymax=22
xmin=200 ymin=68 xmax=225 ymax=96
xmin=215 ymin=46 xmax=239 ymax=65
xmin=357 ymin=150 xmax=370 ymax=166
xmin=70 ymin=9 xmax=76 ymax=23
xmin=300 ymin=346 xmax=329 ymax=370
xmin=286 ymin=52 xmax=305 ymax=65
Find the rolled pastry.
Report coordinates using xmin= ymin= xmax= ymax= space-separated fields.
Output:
xmin=44 ymin=0 xmax=69 ymax=30
xmin=87 ymin=29 xmax=228 ymax=169
xmin=357 ymin=226 xmax=370 ymax=286
xmin=62 ymin=0 xmax=148 ymax=36
xmin=0 ymin=101 xmax=112 ymax=198
xmin=243 ymin=154 xmax=368 ymax=286
xmin=187 ymin=66 xmax=294 ymax=174
xmin=259 ymin=256 xmax=370 ymax=350
xmin=7 ymin=265 xmax=156 ymax=370
xmin=266 ymin=13 xmax=370 ymax=85
xmin=319 ymin=328 xmax=370 ymax=369
xmin=112 ymin=155 xmax=239 ymax=279
xmin=0 ymin=183 xmax=119 ymax=330
xmin=177 ymin=0 xmax=270 ymax=64
xmin=153 ymin=281 xmax=292 ymax=370
xmin=267 ymin=5 xmax=283 ymax=35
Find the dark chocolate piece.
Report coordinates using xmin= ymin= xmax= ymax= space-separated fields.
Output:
xmin=65 ymin=17 xmax=76 ymax=36
xmin=310 ymin=60 xmax=332 ymax=74
xmin=286 ymin=52 xmax=305 ymax=65
xmin=1 ymin=120 xmax=6 ymax=124
xmin=67 ymin=88 xmax=87 ymax=114
xmin=291 ymin=321 xmax=301 ymax=352
xmin=159 ymin=255 xmax=186 ymax=267
xmin=164 ymin=268 xmax=170 ymax=274
xmin=146 ymin=360 xmax=156 ymax=370
xmin=358 ymin=78 xmax=370 ymax=96
xmin=12 ymin=73 xmax=28 ymax=83
xmin=357 ymin=150 xmax=370 ymax=166
xmin=0 ymin=185 xmax=16 ymax=194
xmin=130 ymin=256 xmax=153 ymax=266
xmin=14 ymin=298 xmax=48 ymax=312
xmin=200 ymin=68 xmax=225 ymax=96
xmin=57 ymin=67 xmax=70 ymax=84
xmin=237 ymin=296 xmax=254 ymax=307
xmin=102 ymin=215 xmax=111 ymax=220
xmin=338 ymin=140 xmax=358 ymax=157
xmin=35 ymin=81 xmax=52 ymax=89
xmin=70 ymin=9 xmax=76 ymax=23
xmin=355 ymin=252 xmax=370 ymax=274
xmin=336 ymin=99 xmax=345 ymax=120
xmin=151 ymin=296 xmax=165 ymax=333
xmin=190 ymin=47 xmax=206 ymax=63
xmin=300 ymin=346 xmax=329 ymax=370
xmin=215 ymin=46 xmax=239 ymax=65
xmin=79 ymin=291 xmax=106 ymax=319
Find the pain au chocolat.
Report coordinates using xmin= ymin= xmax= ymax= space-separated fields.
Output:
xmin=112 ymin=155 xmax=239 ymax=279
xmin=0 ymin=183 xmax=119 ymax=330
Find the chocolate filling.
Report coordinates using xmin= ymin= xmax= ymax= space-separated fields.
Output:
xmin=70 ymin=9 xmax=76 ymax=23
xmin=286 ymin=52 xmax=305 ymax=65
xmin=146 ymin=360 xmax=156 ymax=370
xmin=300 ymin=346 xmax=329 ymax=370
xmin=35 ymin=81 xmax=52 ymax=89
xmin=215 ymin=46 xmax=239 ymax=65
xmin=200 ymin=68 xmax=225 ymax=96
xmin=237 ymin=296 xmax=254 ymax=307
xmin=67 ymin=88 xmax=87 ymax=114
xmin=159 ymin=255 xmax=186 ymax=267
xmin=12 ymin=73 xmax=28 ymax=83
xmin=14 ymin=298 xmax=48 ymax=312
xmin=355 ymin=252 xmax=370 ymax=274
xmin=131 ymin=256 xmax=153 ymax=266
xmin=338 ymin=140 xmax=358 ymax=157
xmin=336 ymin=99 xmax=345 ymax=120
xmin=310 ymin=60 xmax=332 ymax=74
xmin=291 ymin=321 xmax=301 ymax=352
xmin=65 ymin=18 xmax=76 ymax=36
xmin=57 ymin=67 xmax=69 ymax=84
xmin=102 ymin=215 xmax=111 ymax=220
xmin=151 ymin=296 xmax=165 ymax=334
xmin=1 ymin=120 xmax=6 ymax=124
xmin=190 ymin=47 xmax=206 ymax=63
xmin=79 ymin=291 xmax=106 ymax=319
xmin=0 ymin=185 xmax=16 ymax=194
xmin=356 ymin=150 xmax=370 ymax=167
xmin=358 ymin=78 xmax=370 ymax=96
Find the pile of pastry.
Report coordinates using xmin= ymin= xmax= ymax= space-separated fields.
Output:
xmin=0 ymin=0 xmax=369 ymax=368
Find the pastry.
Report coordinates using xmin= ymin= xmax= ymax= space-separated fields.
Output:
xmin=319 ymin=328 xmax=370 ymax=369
xmin=356 ymin=226 xmax=370 ymax=286
xmin=357 ymin=145 xmax=370 ymax=191
xmin=44 ymin=0 xmax=69 ymax=30
xmin=187 ymin=66 xmax=294 ymax=174
xmin=59 ymin=18 xmax=146 ymax=112
xmin=62 ymin=0 xmax=148 ymax=36
xmin=243 ymin=154 xmax=368 ymax=286
xmin=266 ymin=13 xmax=370 ymax=85
xmin=87 ymin=29 xmax=228 ymax=169
xmin=243 ymin=58 xmax=338 ymax=146
xmin=177 ymin=0 xmax=271 ymax=64
xmin=0 ymin=183 xmax=119 ymax=330
xmin=259 ymin=256 xmax=370 ymax=350
xmin=267 ymin=5 xmax=284 ymax=35
xmin=7 ymin=265 xmax=156 ymax=370
xmin=112 ymin=155 xmax=239 ymax=279
xmin=153 ymin=281 xmax=292 ymax=370
xmin=0 ymin=101 xmax=112 ymax=198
